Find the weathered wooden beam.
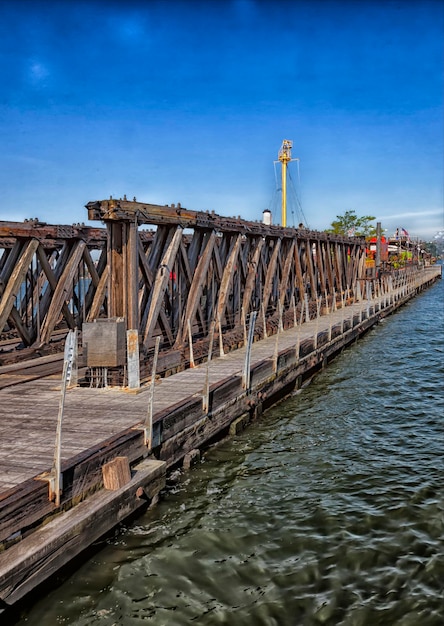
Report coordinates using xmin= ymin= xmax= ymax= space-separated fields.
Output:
xmin=0 ymin=241 xmax=22 ymax=285
xmin=215 ymin=234 xmax=242 ymax=325
xmin=242 ymin=237 xmax=264 ymax=316
xmin=85 ymin=199 xmax=364 ymax=245
xmin=176 ymin=231 xmax=217 ymax=346
xmin=293 ymin=240 xmax=306 ymax=301
xmin=305 ymin=237 xmax=317 ymax=298
xmin=107 ymin=222 xmax=124 ymax=319
xmin=36 ymin=245 xmax=76 ymax=331
xmin=279 ymin=240 xmax=296 ymax=307
xmin=126 ymin=221 xmax=139 ymax=330
xmin=0 ymin=220 xmax=107 ymax=248
xmin=333 ymin=242 xmax=343 ymax=293
xmin=39 ymin=241 xmax=86 ymax=343
xmin=143 ymin=226 xmax=183 ymax=347
xmin=102 ymin=456 xmax=131 ymax=490
xmin=87 ymin=265 xmax=108 ymax=322
xmin=138 ymin=241 xmax=174 ymax=346
xmin=315 ymin=240 xmax=326 ymax=293
xmin=262 ymin=238 xmax=281 ymax=315
xmin=0 ymin=239 xmax=39 ymax=333
xmin=323 ymin=241 xmax=335 ymax=292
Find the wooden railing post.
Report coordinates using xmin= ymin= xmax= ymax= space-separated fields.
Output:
xmin=242 ymin=311 xmax=257 ymax=390
xmin=145 ymin=336 xmax=160 ymax=450
xmin=202 ymin=321 xmax=215 ymax=413
xmin=127 ymin=329 xmax=140 ymax=389
xmin=261 ymin=302 xmax=267 ymax=339
xmin=187 ymin=318 xmax=195 ymax=368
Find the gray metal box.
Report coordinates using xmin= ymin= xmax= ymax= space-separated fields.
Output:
xmin=83 ymin=318 xmax=126 ymax=367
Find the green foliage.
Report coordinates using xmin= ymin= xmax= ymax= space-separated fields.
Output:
xmin=326 ymin=210 xmax=376 ymax=237
xmin=422 ymin=241 xmax=439 ymax=257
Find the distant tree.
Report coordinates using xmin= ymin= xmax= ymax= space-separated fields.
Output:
xmin=326 ymin=210 xmax=376 ymax=237
xmin=423 ymin=241 xmax=438 ymax=257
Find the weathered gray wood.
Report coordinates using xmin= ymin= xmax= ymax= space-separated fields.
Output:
xmin=279 ymin=240 xmax=295 ymax=307
xmin=262 ymin=238 xmax=281 ymax=315
xmin=143 ymin=226 xmax=183 ymax=346
xmin=86 ymin=251 xmax=108 ymax=321
xmin=138 ymin=242 xmax=174 ymax=345
xmin=0 ymin=459 xmax=165 ymax=606
xmin=0 ymin=239 xmax=39 ymax=333
xmin=40 ymin=241 xmax=87 ymax=343
xmin=36 ymin=246 xmax=76 ymax=331
xmin=102 ymin=456 xmax=131 ymax=490
xmin=176 ymin=231 xmax=216 ymax=345
xmin=215 ymin=234 xmax=242 ymax=324
xmin=242 ymin=237 xmax=264 ymax=315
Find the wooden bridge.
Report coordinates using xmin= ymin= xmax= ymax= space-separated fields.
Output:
xmin=1 ymin=199 xmax=367 ymax=376
xmin=0 ymin=197 xmax=440 ymax=606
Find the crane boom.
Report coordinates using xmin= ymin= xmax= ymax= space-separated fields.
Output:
xmin=278 ymin=139 xmax=293 ymax=227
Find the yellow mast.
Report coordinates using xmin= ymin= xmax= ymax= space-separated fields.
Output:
xmin=278 ymin=139 xmax=293 ymax=227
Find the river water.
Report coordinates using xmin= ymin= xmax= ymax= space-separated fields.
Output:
xmin=13 ymin=279 xmax=444 ymax=626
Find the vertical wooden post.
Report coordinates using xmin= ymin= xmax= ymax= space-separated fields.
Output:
xmin=107 ymin=222 xmax=125 ymax=319
xmin=291 ymin=295 xmax=297 ymax=327
xmin=102 ymin=457 xmax=131 ymax=490
xmin=203 ymin=321 xmax=215 ymax=413
xmin=36 ymin=261 xmax=41 ymax=345
xmin=127 ymin=329 xmax=140 ymax=389
xmin=278 ymin=301 xmax=283 ymax=332
xmin=126 ymin=220 xmax=139 ymax=331
xmin=324 ymin=289 xmax=329 ymax=314
xmin=241 ymin=306 xmax=247 ymax=346
xmin=242 ymin=311 xmax=257 ymax=390
xmin=218 ymin=314 xmax=224 ymax=357
xmin=106 ymin=219 xmax=139 ymax=331
xmin=273 ymin=325 xmax=279 ymax=374
xmin=299 ymin=296 xmax=304 ymax=326
xmin=296 ymin=323 xmax=301 ymax=361
xmin=145 ymin=336 xmax=160 ymax=450
xmin=366 ymin=281 xmax=370 ymax=317
xmin=187 ymin=318 xmax=195 ymax=367
xmin=304 ymin=293 xmax=310 ymax=322
xmin=67 ymin=329 xmax=78 ymax=388
xmin=314 ymin=297 xmax=321 ymax=349
xmin=261 ymin=302 xmax=267 ymax=338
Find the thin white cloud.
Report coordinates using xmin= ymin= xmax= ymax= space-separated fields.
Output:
xmin=377 ymin=209 xmax=443 ymax=221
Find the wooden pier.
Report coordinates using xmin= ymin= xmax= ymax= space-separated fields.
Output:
xmin=0 ymin=262 xmax=440 ymax=607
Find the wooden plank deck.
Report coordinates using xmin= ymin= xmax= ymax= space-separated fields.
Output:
xmin=0 ymin=267 xmax=440 ymax=494
xmin=0 ymin=297 xmax=373 ymax=492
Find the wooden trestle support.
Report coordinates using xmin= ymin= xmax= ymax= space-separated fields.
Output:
xmin=0 ymin=200 xmax=368 ymax=375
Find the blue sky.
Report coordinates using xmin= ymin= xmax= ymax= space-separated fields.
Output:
xmin=0 ymin=0 xmax=442 ymax=239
